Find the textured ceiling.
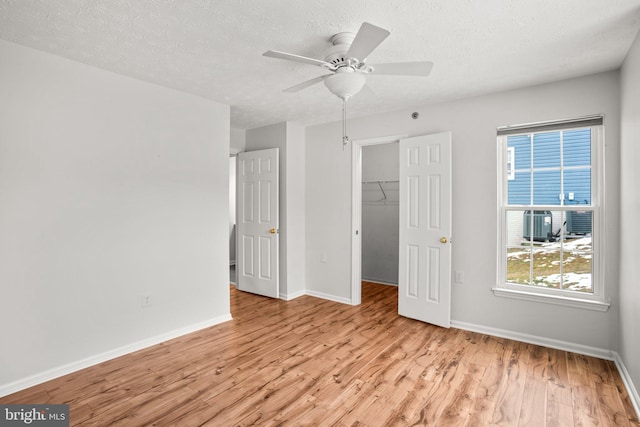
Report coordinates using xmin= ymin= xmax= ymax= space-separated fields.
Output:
xmin=1 ymin=0 xmax=640 ymax=130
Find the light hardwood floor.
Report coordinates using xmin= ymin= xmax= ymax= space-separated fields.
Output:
xmin=2 ymin=282 xmax=639 ymax=426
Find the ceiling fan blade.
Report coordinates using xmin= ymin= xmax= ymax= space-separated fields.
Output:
xmin=283 ymin=74 xmax=332 ymax=93
xmin=346 ymin=22 xmax=390 ymax=62
xmin=263 ymin=50 xmax=332 ymax=68
xmin=369 ymin=61 xmax=434 ymax=76
xmin=360 ymin=83 xmax=375 ymax=97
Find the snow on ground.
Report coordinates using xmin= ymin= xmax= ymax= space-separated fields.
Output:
xmin=537 ymin=273 xmax=592 ymax=292
xmin=539 ymin=236 xmax=592 ymax=252
xmin=508 ymin=236 xmax=592 ymax=292
xmin=507 ymin=237 xmax=591 ymax=258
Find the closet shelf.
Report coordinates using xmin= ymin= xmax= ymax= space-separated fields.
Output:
xmin=363 ymin=201 xmax=399 ymax=206
xmin=362 ymin=179 xmax=399 ymax=184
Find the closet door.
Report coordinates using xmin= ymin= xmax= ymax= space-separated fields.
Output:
xmin=398 ymin=132 xmax=452 ymax=328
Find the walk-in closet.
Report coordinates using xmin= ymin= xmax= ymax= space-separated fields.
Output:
xmin=361 ymin=142 xmax=399 ymax=285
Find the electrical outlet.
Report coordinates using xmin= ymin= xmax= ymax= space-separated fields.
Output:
xmin=454 ymin=271 xmax=465 ymax=283
xmin=141 ymin=294 xmax=152 ymax=308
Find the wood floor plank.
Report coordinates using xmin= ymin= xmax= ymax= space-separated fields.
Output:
xmin=466 ymin=397 xmax=498 ymax=426
xmin=547 ymin=347 xmax=570 ymax=383
xmin=547 ymin=399 xmax=575 ymax=427
xmin=595 ymin=381 xmax=632 ymax=427
xmin=518 ymin=377 xmax=547 ymax=427
xmin=568 ymin=351 xmax=602 ymax=426
xmin=1 ymin=282 xmax=638 ymax=426
xmin=490 ymin=340 xmax=528 ymax=425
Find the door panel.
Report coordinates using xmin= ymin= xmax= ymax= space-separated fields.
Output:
xmin=399 ymin=132 xmax=452 ymax=328
xmin=237 ymin=148 xmax=279 ymax=298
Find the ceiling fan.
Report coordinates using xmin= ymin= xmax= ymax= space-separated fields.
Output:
xmin=263 ymin=22 xmax=433 ymax=101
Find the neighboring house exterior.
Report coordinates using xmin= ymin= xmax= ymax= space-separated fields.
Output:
xmin=506 ymin=128 xmax=593 ymax=244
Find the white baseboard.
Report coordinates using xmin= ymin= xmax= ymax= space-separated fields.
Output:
xmin=305 ymin=289 xmax=352 ymax=305
xmin=0 ymin=313 xmax=233 ymax=398
xmin=280 ymin=290 xmax=305 ymax=301
xmin=612 ymin=351 xmax=640 ymax=419
xmin=450 ymin=320 xmax=614 ymax=360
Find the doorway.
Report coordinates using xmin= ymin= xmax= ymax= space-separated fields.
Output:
xmin=361 ymin=143 xmax=400 ymax=286
xmin=351 ymin=132 xmax=453 ymax=328
xmin=350 ymin=135 xmax=407 ymax=305
xmin=229 ymin=154 xmax=237 ymax=285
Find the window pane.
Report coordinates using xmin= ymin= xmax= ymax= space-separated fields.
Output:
xmin=533 ymin=132 xmax=560 ymax=168
xmin=507 ymin=147 xmax=515 ymax=180
xmin=564 ymin=169 xmax=591 ymax=205
xmin=507 ymin=134 xmax=531 ymax=170
xmin=532 ymin=247 xmax=561 ymax=289
xmin=563 ymin=215 xmax=593 ymax=292
xmin=530 ymin=210 xmax=563 ymax=288
xmin=562 ymin=249 xmax=592 ymax=292
xmin=506 ymin=210 xmax=529 ymax=284
xmin=508 ymin=171 xmax=531 ymax=205
xmin=506 ymin=210 xmax=526 ymax=244
xmin=507 ymin=246 xmax=531 ymax=284
xmin=533 ymin=170 xmax=561 ymax=205
xmin=507 ymin=134 xmax=531 ymax=205
xmin=563 ymin=129 xmax=591 ymax=167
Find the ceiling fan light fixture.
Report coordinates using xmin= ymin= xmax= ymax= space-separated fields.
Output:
xmin=323 ymin=68 xmax=366 ymax=101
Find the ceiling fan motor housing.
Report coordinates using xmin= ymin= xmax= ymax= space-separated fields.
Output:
xmin=325 ymin=32 xmax=355 ymax=67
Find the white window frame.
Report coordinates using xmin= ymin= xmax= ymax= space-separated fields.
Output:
xmin=494 ymin=119 xmax=609 ymax=311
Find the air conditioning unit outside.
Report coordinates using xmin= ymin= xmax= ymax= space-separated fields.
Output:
xmin=523 ymin=210 xmax=552 ymax=242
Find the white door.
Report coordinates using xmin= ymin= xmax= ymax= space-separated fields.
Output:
xmin=236 ymin=148 xmax=279 ymax=298
xmin=398 ymin=132 xmax=452 ymax=328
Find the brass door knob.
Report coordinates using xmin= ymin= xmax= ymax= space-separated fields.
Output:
xmin=440 ymin=237 xmax=448 ymax=244
xmin=269 ymin=228 xmax=277 ymax=234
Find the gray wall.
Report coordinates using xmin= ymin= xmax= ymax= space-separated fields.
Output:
xmin=620 ymin=29 xmax=640 ymax=405
xmin=0 ymin=40 xmax=231 ymax=391
xmin=361 ymin=143 xmax=399 ymax=284
xmin=306 ymin=71 xmax=620 ymax=351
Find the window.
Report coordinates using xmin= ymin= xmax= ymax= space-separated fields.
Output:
xmin=495 ymin=116 xmax=608 ymax=311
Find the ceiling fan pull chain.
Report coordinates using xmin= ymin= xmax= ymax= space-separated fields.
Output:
xmin=342 ymin=99 xmax=349 ymax=150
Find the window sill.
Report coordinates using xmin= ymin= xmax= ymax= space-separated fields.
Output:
xmin=492 ymin=287 xmax=610 ymax=312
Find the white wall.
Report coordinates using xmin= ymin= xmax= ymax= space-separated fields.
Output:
xmin=361 ymin=143 xmax=399 ymax=284
xmin=245 ymin=122 xmax=306 ymax=299
xmin=306 ymin=71 xmax=620 ymax=350
xmin=230 ymin=127 xmax=246 ymax=153
xmin=620 ymin=30 xmax=640 ymax=405
xmin=0 ymin=40 xmax=231 ymax=393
